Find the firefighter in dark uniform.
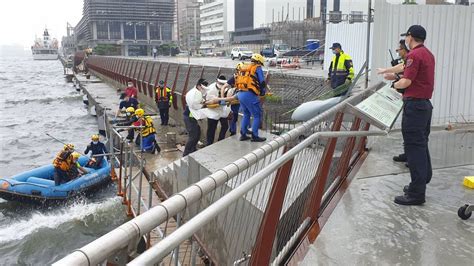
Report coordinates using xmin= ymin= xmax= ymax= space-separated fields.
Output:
xmin=392 ymin=25 xmax=435 ymax=205
xmin=327 ymin=43 xmax=354 ymax=96
xmin=155 ymin=80 xmax=173 ymax=126
xmin=381 ymin=40 xmax=410 ymax=163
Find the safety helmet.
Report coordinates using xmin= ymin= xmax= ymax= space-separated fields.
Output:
xmin=135 ymin=108 xmax=145 ymax=117
xmin=251 ymin=54 xmax=265 ymax=65
xmin=91 ymin=134 xmax=100 ymax=141
xmin=126 ymin=106 xmax=135 ymax=113
xmin=235 ymin=62 xmax=244 ymax=70
xmin=72 ymin=152 xmax=81 ymax=159
xmin=64 ymin=143 xmax=75 ymax=150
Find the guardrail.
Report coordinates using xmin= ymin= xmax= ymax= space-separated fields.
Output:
xmin=55 ymin=80 xmax=385 ymax=265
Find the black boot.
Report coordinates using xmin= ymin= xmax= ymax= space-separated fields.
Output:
xmin=240 ymin=135 xmax=251 ymax=141
xmin=393 ymin=153 xmax=407 ymax=162
xmin=394 ymin=194 xmax=425 ymax=205
xmin=251 ymin=136 xmax=266 ymax=142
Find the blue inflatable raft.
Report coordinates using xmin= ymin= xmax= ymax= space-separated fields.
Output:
xmin=0 ymin=156 xmax=111 ymax=203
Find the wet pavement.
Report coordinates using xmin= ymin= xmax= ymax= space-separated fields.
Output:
xmin=119 ymin=55 xmax=326 ymax=78
xmin=300 ymin=129 xmax=474 ymax=265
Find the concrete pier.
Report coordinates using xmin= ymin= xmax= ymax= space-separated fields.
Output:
xmin=300 ymin=130 xmax=474 ymax=265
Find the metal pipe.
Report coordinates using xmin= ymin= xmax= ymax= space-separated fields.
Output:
xmin=174 ymin=212 xmax=181 ymax=266
xmin=128 ymin=143 xmax=134 ymax=215
xmin=365 ymin=0 xmax=372 ymax=89
xmin=129 ymin=130 xmax=386 ymax=265
xmin=54 ymin=83 xmax=384 ymax=266
xmin=271 ymin=218 xmax=311 ymax=266
xmin=137 ymin=133 xmax=144 ymax=215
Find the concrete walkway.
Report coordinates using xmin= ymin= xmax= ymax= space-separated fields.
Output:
xmin=301 ymin=129 xmax=474 ymax=265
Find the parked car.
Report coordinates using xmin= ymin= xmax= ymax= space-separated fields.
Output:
xmin=230 ymin=47 xmax=253 ymax=60
xmin=260 ymin=43 xmax=290 ymax=58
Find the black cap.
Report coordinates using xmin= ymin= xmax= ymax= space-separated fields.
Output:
xmin=217 ymin=75 xmax=227 ymax=83
xmin=401 ymin=25 xmax=426 ymax=40
xmin=197 ymin=78 xmax=208 ymax=87
xmin=330 ymin=43 xmax=342 ymax=50
xmin=120 ymin=92 xmax=127 ymax=99
xmin=158 ymin=80 xmax=165 ymax=86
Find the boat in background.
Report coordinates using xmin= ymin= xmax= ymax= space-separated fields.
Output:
xmin=0 ymin=156 xmax=111 ymax=204
xmin=31 ymin=28 xmax=58 ymax=60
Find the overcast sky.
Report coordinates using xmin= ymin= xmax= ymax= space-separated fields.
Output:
xmin=0 ymin=0 xmax=84 ymax=48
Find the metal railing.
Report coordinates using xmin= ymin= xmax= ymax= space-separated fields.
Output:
xmin=55 ymin=81 xmax=385 ymax=265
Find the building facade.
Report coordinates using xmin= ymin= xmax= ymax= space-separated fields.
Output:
xmin=199 ymin=0 xmax=226 ymax=50
xmin=227 ymin=0 xmax=310 ymax=44
xmin=74 ymin=0 xmax=175 ymax=56
xmin=177 ymin=0 xmax=201 ymax=53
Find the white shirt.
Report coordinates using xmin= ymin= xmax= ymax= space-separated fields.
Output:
xmin=205 ymin=82 xmax=231 ymax=119
xmin=185 ymin=86 xmax=208 ymax=120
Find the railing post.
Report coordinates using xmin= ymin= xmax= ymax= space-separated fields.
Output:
xmin=146 ymin=63 xmax=156 ymax=98
xmin=127 ymin=143 xmax=134 ymax=217
xmin=141 ymin=62 xmax=150 ymax=95
xmin=181 ymin=66 xmax=192 ymax=109
xmin=171 ymin=65 xmax=180 ymax=110
xmin=250 ymin=146 xmax=294 ymax=266
xmin=303 ymin=112 xmax=344 ymax=242
xmin=334 ymin=117 xmax=362 ymax=179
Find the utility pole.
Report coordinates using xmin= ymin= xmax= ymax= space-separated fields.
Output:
xmin=365 ymin=0 xmax=372 ymax=89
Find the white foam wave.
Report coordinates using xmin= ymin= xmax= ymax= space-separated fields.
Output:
xmin=0 ymin=197 xmax=122 ymax=243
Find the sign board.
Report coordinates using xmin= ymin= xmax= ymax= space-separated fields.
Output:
xmin=351 ymin=84 xmax=403 ymax=130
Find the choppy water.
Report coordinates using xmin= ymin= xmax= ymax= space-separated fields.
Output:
xmin=0 ymin=52 xmax=126 ymax=264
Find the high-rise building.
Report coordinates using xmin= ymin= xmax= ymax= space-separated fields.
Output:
xmin=74 ymin=0 xmax=175 ymax=56
xmin=177 ymin=0 xmax=201 ymax=53
xmin=199 ymin=0 xmax=226 ymax=50
xmin=227 ymin=0 xmax=309 ymax=44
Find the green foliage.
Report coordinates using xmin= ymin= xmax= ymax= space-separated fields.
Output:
xmin=94 ymin=44 xmax=121 ymax=55
xmin=265 ymin=94 xmax=282 ymax=103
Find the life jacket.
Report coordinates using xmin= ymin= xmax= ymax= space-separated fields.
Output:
xmin=141 ymin=115 xmax=156 ymax=137
xmin=235 ymin=63 xmax=261 ymax=95
xmin=53 ymin=150 xmax=74 ymax=171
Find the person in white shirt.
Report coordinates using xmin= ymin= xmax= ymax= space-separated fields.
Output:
xmin=183 ymin=78 xmax=208 ymax=156
xmin=205 ymin=75 xmax=231 ymax=145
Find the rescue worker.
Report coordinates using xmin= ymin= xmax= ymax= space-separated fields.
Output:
xmin=84 ymin=134 xmax=108 ymax=168
xmin=134 ymin=108 xmax=160 ymax=154
xmin=125 ymin=80 xmax=138 ymax=98
xmin=116 ymin=106 xmax=138 ymax=142
xmin=235 ymin=54 xmax=267 ymax=142
xmin=183 ymin=79 xmax=209 ymax=156
xmin=155 ymin=80 xmax=173 ymax=126
xmin=53 ymin=144 xmax=75 ymax=185
xmin=205 ymin=75 xmax=230 ymax=145
xmin=116 ymin=93 xmax=139 ymax=117
xmin=220 ymin=64 xmax=243 ymax=136
xmin=327 ymin=43 xmax=354 ymax=96
xmin=69 ymin=152 xmax=89 ymax=179
xmin=391 ymin=25 xmax=435 ymax=205
xmin=380 ymin=40 xmax=410 ymax=164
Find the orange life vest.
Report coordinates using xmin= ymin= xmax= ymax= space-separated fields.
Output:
xmin=235 ymin=63 xmax=261 ymax=95
xmin=53 ymin=150 xmax=74 ymax=171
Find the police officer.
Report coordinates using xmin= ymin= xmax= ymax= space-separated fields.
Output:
xmin=327 ymin=43 xmax=354 ymax=96
xmin=381 ymin=40 xmax=410 ymax=164
xmin=155 ymin=80 xmax=173 ymax=126
xmin=392 ymin=25 xmax=435 ymax=205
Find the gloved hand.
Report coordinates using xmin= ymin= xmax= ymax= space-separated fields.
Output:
xmin=344 ymin=78 xmax=352 ymax=85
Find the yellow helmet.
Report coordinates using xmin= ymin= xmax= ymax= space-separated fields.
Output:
xmin=135 ymin=108 xmax=145 ymax=117
xmin=64 ymin=144 xmax=75 ymax=150
xmin=235 ymin=62 xmax=244 ymax=70
xmin=126 ymin=106 xmax=135 ymax=113
xmin=91 ymin=134 xmax=100 ymax=141
xmin=251 ymin=54 xmax=265 ymax=65
xmin=72 ymin=152 xmax=81 ymax=159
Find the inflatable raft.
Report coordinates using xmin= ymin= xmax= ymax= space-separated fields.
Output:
xmin=0 ymin=156 xmax=111 ymax=203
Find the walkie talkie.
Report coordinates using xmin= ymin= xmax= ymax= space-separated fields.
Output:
xmin=388 ymin=49 xmax=404 ymax=94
